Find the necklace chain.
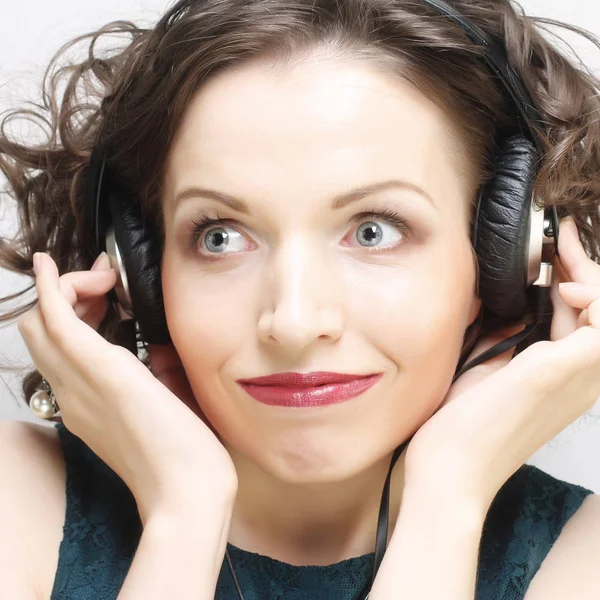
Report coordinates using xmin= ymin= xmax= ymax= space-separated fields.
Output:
xmin=225 ymin=548 xmax=245 ymax=600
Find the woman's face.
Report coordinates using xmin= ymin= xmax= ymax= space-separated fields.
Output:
xmin=161 ymin=51 xmax=481 ymax=484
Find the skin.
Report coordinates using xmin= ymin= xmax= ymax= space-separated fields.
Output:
xmin=160 ymin=48 xmax=482 ymax=566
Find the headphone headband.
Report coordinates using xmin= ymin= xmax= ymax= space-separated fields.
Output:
xmin=84 ymin=144 xmax=109 ymax=258
xmin=422 ymin=0 xmax=545 ymax=150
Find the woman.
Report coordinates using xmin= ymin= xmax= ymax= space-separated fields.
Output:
xmin=1 ymin=0 xmax=600 ymax=598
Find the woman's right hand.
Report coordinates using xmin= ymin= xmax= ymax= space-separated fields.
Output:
xmin=18 ymin=251 xmax=238 ymax=525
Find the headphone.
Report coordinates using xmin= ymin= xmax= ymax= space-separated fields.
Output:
xmin=83 ymin=0 xmax=561 ymax=596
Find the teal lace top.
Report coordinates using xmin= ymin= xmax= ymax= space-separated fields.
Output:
xmin=50 ymin=422 xmax=594 ymax=600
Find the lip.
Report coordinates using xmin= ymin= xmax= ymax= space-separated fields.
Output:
xmin=236 ymin=372 xmax=383 ymax=408
xmin=237 ymin=371 xmax=377 ymax=386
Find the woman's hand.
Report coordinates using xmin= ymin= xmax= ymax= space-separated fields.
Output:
xmin=402 ymin=216 xmax=600 ymax=513
xmin=18 ymin=251 xmax=238 ymax=525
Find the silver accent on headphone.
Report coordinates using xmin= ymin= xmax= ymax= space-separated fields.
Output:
xmin=527 ymin=200 xmax=556 ymax=288
xmin=105 ymin=225 xmax=134 ymax=320
xmin=526 ymin=200 xmax=544 ymax=286
xmin=532 ymin=262 xmax=553 ymax=288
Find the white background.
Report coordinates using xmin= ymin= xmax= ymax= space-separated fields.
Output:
xmin=1 ymin=0 xmax=600 ymax=491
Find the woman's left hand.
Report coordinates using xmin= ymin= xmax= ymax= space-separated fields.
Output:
xmin=402 ymin=216 xmax=600 ymax=513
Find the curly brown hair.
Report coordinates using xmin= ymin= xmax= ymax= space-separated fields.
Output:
xmin=1 ymin=0 xmax=600 ymax=408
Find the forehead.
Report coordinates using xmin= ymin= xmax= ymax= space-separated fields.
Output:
xmin=164 ymin=53 xmax=472 ymax=219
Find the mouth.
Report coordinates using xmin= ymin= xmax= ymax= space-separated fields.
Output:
xmin=236 ymin=372 xmax=383 ymax=408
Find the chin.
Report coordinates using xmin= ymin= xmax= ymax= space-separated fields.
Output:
xmin=219 ymin=418 xmax=398 ymax=485
xmin=259 ymin=443 xmax=380 ymax=485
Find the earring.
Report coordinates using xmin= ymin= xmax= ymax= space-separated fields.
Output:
xmin=29 ymin=377 xmax=60 ymax=420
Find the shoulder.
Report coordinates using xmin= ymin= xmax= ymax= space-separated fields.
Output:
xmin=504 ymin=464 xmax=600 ymax=600
xmin=0 ymin=419 xmax=66 ymax=599
xmin=478 ymin=464 xmax=595 ymax=599
xmin=524 ymin=491 xmax=600 ymax=600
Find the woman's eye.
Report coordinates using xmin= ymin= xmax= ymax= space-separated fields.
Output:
xmin=191 ymin=224 xmax=247 ymax=256
xmin=350 ymin=220 xmax=405 ymax=249
xmin=185 ymin=214 xmax=249 ymax=257
xmin=345 ymin=210 xmax=410 ymax=250
xmin=203 ymin=226 xmax=246 ymax=254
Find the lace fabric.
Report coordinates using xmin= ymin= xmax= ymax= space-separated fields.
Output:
xmin=50 ymin=422 xmax=594 ymax=600
xmin=50 ymin=423 xmax=142 ymax=599
xmin=476 ymin=464 xmax=593 ymax=599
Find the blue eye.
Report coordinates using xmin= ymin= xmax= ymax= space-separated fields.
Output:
xmin=348 ymin=209 xmax=410 ymax=249
xmin=203 ymin=226 xmax=235 ymax=253
xmin=186 ymin=214 xmax=246 ymax=256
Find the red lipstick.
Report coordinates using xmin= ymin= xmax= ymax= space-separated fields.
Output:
xmin=236 ymin=371 xmax=382 ymax=407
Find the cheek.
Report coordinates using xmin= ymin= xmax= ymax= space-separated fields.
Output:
xmin=345 ymin=250 xmax=476 ymax=369
xmin=162 ymin=264 xmax=254 ymax=375
xmin=169 ymin=299 xmax=247 ymax=366
xmin=162 ymin=272 xmax=255 ymax=436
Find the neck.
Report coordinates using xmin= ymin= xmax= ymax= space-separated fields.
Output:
xmin=225 ymin=447 xmax=407 ymax=566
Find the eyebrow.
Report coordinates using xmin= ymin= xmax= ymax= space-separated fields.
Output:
xmin=172 ymin=178 xmax=436 ymax=214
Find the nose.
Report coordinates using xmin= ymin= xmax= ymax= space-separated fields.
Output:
xmin=257 ymin=234 xmax=345 ymax=352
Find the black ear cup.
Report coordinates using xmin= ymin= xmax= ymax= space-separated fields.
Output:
xmin=108 ymin=190 xmax=171 ymax=344
xmin=473 ymin=135 xmax=539 ymax=323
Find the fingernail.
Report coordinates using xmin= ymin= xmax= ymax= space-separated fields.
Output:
xmin=33 ymin=253 xmax=41 ymax=275
xmin=563 ymin=216 xmax=577 ymax=231
xmin=559 ymin=216 xmax=572 ymax=230
xmin=91 ymin=251 xmax=111 ymax=271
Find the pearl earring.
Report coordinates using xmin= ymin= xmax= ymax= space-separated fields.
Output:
xmin=29 ymin=378 xmax=60 ymax=420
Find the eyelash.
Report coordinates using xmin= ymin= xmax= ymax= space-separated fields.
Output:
xmin=185 ymin=208 xmax=411 ymax=254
